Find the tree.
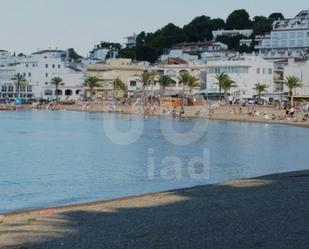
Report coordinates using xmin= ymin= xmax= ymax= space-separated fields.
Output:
xmin=85 ymin=76 xmax=100 ymax=102
xmin=112 ymin=77 xmax=127 ymax=98
xmin=178 ymin=71 xmax=191 ymax=105
xmin=183 ymin=16 xmax=213 ymax=41
xmin=139 ymin=71 xmax=155 ymax=102
xmin=226 ymin=9 xmax=252 ymax=29
xmin=253 ymin=83 xmax=269 ymax=99
xmin=148 ymin=70 xmax=158 ymax=103
xmin=187 ymin=75 xmax=200 ymax=97
xmin=215 ymin=73 xmax=230 ymax=99
xmin=215 ymin=73 xmax=237 ymax=103
xmin=68 ymin=48 xmax=83 ymax=61
xmin=210 ymin=18 xmax=226 ymax=30
xmin=285 ymin=76 xmax=301 ymax=106
xmin=11 ymin=73 xmax=27 ymax=98
xmin=50 ymin=77 xmax=65 ymax=101
xmin=269 ymin=13 xmax=284 ymax=21
xmin=97 ymin=41 xmax=122 ymax=50
xmin=119 ymin=48 xmax=136 ymax=60
xmin=253 ymin=16 xmax=272 ymax=35
xmin=158 ymin=75 xmax=174 ymax=96
xmin=216 ymin=34 xmax=245 ymax=50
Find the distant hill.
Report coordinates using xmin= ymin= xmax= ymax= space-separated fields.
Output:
xmin=119 ymin=9 xmax=284 ymax=63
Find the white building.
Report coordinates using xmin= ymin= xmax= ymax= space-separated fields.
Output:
xmin=0 ymin=50 xmax=84 ymax=100
xmin=160 ymin=49 xmax=199 ymax=62
xmin=0 ymin=50 xmax=11 ymax=66
xmin=89 ymin=47 xmax=118 ymax=61
xmin=206 ymin=55 xmax=274 ymax=98
xmin=212 ymin=29 xmax=253 ymax=40
xmin=284 ymin=58 xmax=309 ymax=96
xmin=160 ymin=42 xmax=230 ymax=62
xmin=125 ymin=34 xmax=137 ymax=48
xmin=149 ymin=61 xmax=207 ymax=95
xmin=200 ymin=51 xmax=237 ymax=62
xmin=256 ymin=10 xmax=309 ymax=60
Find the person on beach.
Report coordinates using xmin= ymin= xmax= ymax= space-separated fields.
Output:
xmin=179 ymin=106 xmax=185 ymax=118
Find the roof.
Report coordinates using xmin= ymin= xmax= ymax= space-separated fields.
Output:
xmin=0 ymin=50 xmax=8 ymax=52
xmin=67 ymin=66 xmax=83 ymax=72
xmin=173 ymin=41 xmax=217 ymax=47
xmin=161 ymin=58 xmax=188 ymax=65
xmin=32 ymin=49 xmax=66 ymax=55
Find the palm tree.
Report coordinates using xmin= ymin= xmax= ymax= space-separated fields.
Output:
xmin=221 ymin=79 xmax=237 ymax=104
xmin=139 ymin=71 xmax=154 ymax=103
xmin=215 ymin=73 xmax=229 ymax=100
xmin=285 ymin=76 xmax=301 ymax=106
xmin=11 ymin=73 xmax=27 ymax=98
xmin=112 ymin=77 xmax=127 ymax=98
xmin=187 ymin=75 xmax=200 ymax=97
xmin=50 ymin=77 xmax=65 ymax=101
xmin=85 ymin=76 xmax=100 ymax=102
xmin=178 ymin=71 xmax=191 ymax=106
xmin=158 ymin=75 xmax=174 ymax=97
xmin=253 ymin=83 xmax=269 ymax=99
xmin=148 ymin=70 xmax=158 ymax=103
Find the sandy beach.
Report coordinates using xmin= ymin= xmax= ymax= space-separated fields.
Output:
xmin=61 ymin=103 xmax=309 ymax=128
xmin=1 ymin=170 xmax=309 ymax=249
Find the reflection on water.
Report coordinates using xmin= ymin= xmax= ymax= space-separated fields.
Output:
xmin=0 ymin=110 xmax=309 ymax=213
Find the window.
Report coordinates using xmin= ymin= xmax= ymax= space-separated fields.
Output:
xmin=8 ymin=85 xmax=14 ymax=92
xmin=44 ymin=89 xmax=53 ymax=96
xmin=256 ymin=68 xmax=260 ymax=74
xmin=297 ymin=32 xmax=304 ymax=38
xmin=52 ymin=64 xmax=55 ymax=68
xmin=290 ymin=32 xmax=296 ymax=38
xmin=130 ymin=81 xmax=137 ymax=87
xmin=58 ymin=64 xmax=61 ymax=69
xmin=45 ymin=73 xmax=48 ymax=77
xmin=23 ymin=73 xmax=26 ymax=77
xmin=1 ymin=85 xmax=7 ymax=92
xmin=268 ymin=68 xmax=272 ymax=74
xmin=27 ymin=85 xmax=32 ymax=92
xmin=33 ymin=64 xmax=36 ymax=67
xmin=45 ymin=82 xmax=48 ymax=85
xmin=28 ymin=73 xmax=31 ymax=77
xmin=263 ymin=68 xmax=266 ymax=74
xmin=26 ymin=64 xmax=29 ymax=68
xmin=45 ymin=64 xmax=48 ymax=68
xmin=20 ymin=86 xmax=26 ymax=92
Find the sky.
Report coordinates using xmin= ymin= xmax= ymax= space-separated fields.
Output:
xmin=0 ymin=0 xmax=308 ymax=56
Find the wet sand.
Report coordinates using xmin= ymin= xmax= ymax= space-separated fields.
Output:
xmin=1 ymin=170 xmax=309 ymax=249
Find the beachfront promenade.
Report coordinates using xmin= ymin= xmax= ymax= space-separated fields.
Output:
xmin=1 ymin=170 xmax=309 ymax=249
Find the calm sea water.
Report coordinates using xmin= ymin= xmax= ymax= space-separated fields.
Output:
xmin=1 ymin=110 xmax=309 ymax=213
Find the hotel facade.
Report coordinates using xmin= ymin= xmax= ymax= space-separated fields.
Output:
xmin=206 ymin=55 xmax=274 ymax=98
xmin=256 ymin=10 xmax=309 ymax=60
xmin=0 ymin=50 xmax=84 ymax=100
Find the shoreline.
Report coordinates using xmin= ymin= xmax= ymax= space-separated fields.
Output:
xmin=0 ymin=169 xmax=307 ymax=217
xmin=3 ymin=104 xmax=309 ymax=128
xmin=45 ymin=104 xmax=309 ymax=128
xmin=1 ymin=169 xmax=309 ymax=248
